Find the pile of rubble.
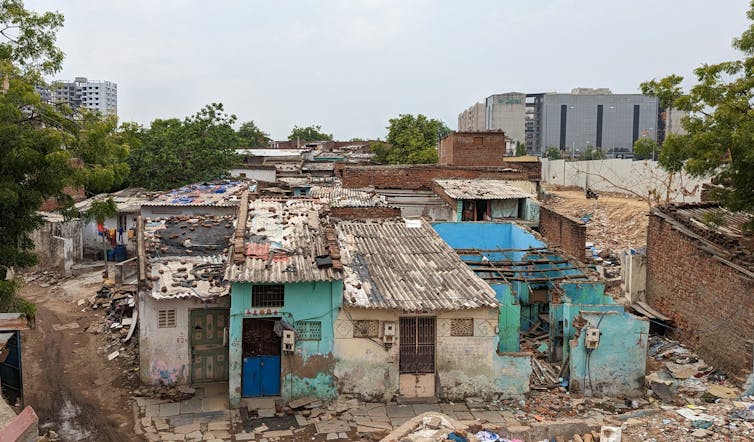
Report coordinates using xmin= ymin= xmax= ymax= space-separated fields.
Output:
xmin=81 ymin=283 xmax=139 ymax=383
xmin=133 ymin=385 xmax=196 ymax=402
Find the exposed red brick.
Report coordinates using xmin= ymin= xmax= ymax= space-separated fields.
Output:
xmin=538 ymin=206 xmax=586 ymax=261
xmin=337 ymin=164 xmax=540 ymax=191
xmin=39 ymin=185 xmax=85 ymax=212
xmin=331 ymin=206 xmax=402 ymax=220
xmin=439 ymin=131 xmax=506 ymax=167
xmin=646 ymin=213 xmax=754 ymax=383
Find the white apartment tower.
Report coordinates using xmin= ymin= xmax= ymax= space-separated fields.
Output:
xmin=53 ymin=77 xmax=117 ymax=116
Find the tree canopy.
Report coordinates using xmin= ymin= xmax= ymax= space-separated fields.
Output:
xmin=373 ymin=114 xmax=450 ymax=164
xmin=0 ymin=0 xmax=72 ymax=272
xmin=237 ymin=120 xmax=270 ymax=147
xmin=288 ymin=124 xmax=332 ymax=142
xmin=127 ymin=103 xmax=239 ymax=190
xmin=642 ymin=1 xmax=754 ymax=231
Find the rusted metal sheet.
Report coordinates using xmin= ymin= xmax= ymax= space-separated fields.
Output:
xmin=0 ymin=314 xmax=29 ymax=331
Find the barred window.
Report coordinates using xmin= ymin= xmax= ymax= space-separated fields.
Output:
xmin=352 ymin=320 xmax=379 ymax=338
xmin=450 ymin=318 xmax=474 ymax=337
xmin=252 ymin=285 xmax=284 ymax=307
xmin=158 ymin=309 xmax=177 ymax=328
xmin=295 ymin=321 xmax=322 ymax=341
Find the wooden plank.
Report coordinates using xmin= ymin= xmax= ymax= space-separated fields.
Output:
xmin=636 ymin=301 xmax=671 ymax=322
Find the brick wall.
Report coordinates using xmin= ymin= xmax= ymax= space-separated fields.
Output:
xmin=439 ymin=132 xmax=506 ymax=167
xmin=646 ymin=213 xmax=754 ymax=384
xmin=331 ymin=206 xmax=402 ymax=220
xmin=39 ymin=185 xmax=86 ymax=212
xmin=337 ymin=164 xmax=540 ymax=190
xmin=538 ymin=206 xmax=586 ymax=261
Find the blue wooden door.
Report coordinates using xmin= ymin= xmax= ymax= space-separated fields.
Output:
xmin=242 ymin=318 xmax=281 ymax=397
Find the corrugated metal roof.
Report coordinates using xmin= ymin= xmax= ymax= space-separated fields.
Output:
xmin=144 ymin=180 xmax=250 ymax=207
xmin=337 ymin=220 xmax=499 ymax=311
xmin=146 ymin=255 xmax=229 ymax=300
xmin=434 ymin=179 xmax=533 ymax=200
xmin=226 ymin=200 xmax=342 ymax=283
xmin=75 ymin=188 xmax=153 ymax=213
xmin=310 ymin=186 xmax=389 ymax=208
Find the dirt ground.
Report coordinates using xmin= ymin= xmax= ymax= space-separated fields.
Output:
xmin=18 ymin=271 xmax=141 ymax=442
xmin=541 ymin=185 xmax=651 ymax=253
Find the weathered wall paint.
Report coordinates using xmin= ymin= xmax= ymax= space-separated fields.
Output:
xmin=569 ymin=310 xmax=649 ymax=397
xmin=138 ymin=294 xmax=230 ymax=385
xmin=228 ymin=280 xmax=342 ymax=408
xmin=559 ymin=281 xmax=611 ymax=305
xmin=333 ymin=308 xmax=531 ymax=401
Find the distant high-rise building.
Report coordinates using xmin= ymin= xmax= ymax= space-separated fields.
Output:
xmin=459 ymin=88 xmax=660 ymax=155
xmin=50 ymin=77 xmax=117 ymax=116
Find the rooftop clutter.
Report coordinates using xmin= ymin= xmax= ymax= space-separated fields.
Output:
xmin=226 ymin=199 xmax=342 ymax=284
xmin=143 ymin=215 xmax=236 ymax=300
xmin=144 ymin=179 xmax=252 ymax=207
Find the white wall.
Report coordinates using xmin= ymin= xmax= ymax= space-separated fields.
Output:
xmin=230 ymin=167 xmax=276 ymax=182
xmin=139 ymin=293 xmax=230 ymax=385
xmin=541 ymin=158 xmax=710 ymax=203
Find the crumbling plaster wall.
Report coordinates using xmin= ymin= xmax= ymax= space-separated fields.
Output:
xmin=569 ymin=310 xmax=649 ymax=397
xmin=646 ymin=213 xmax=754 ymax=384
xmin=333 ymin=308 xmax=531 ymax=401
xmin=32 ymin=218 xmax=83 ymax=276
xmin=139 ymin=295 xmax=230 ymax=386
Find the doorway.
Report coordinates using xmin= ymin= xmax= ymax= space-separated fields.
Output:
xmin=189 ymin=308 xmax=229 ymax=383
xmin=399 ymin=316 xmax=436 ymax=398
xmin=242 ymin=317 xmax=281 ymax=397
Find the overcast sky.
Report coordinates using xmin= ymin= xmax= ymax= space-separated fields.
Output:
xmin=25 ymin=0 xmax=751 ymax=140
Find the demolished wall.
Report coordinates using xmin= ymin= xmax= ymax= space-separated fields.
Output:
xmin=538 ymin=207 xmax=586 ymax=262
xmin=646 ymin=213 xmax=754 ymax=385
xmin=31 ymin=217 xmax=83 ymax=276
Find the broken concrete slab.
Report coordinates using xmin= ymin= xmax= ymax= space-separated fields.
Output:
xmin=52 ymin=322 xmax=79 ymax=331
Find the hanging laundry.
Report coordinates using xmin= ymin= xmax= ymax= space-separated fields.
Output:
xmin=97 ymin=223 xmax=104 ymax=236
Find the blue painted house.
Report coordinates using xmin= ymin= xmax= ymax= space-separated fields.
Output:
xmin=432 ymin=221 xmax=648 ymax=397
xmin=225 ymin=199 xmax=343 ymax=408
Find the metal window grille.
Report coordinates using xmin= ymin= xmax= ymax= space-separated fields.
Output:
xmin=158 ymin=309 xmax=176 ymax=328
xmin=252 ymin=285 xmax=284 ymax=307
xmin=352 ymin=320 xmax=379 ymax=338
xmin=399 ymin=317 xmax=435 ymax=373
xmin=450 ymin=318 xmax=474 ymax=337
xmin=295 ymin=321 xmax=322 ymax=341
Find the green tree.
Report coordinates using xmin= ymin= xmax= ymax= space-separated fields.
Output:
xmin=643 ymin=1 xmax=754 ymax=231
xmin=127 ymin=103 xmax=239 ymax=190
xmin=640 ymin=74 xmax=684 ymax=140
xmin=632 ymin=137 xmax=659 ymax=160
xmin=0 ymin=0 xmax=71 ymax=318
xmin=288 ymin=124 xmax=332 ymax=142
xmin=237 ymin=120 xmax=270 ymax=147
xmin=68 ymin=113 xmax=131 ymax=194
xmin=515 ymin=140 xmax=526 ymax=156
xmin=374 ymin=114 xmax=450 ymax=164
xmin=0 ymin=0 xmax=64 ymax=77
xmin=577 ymin=144 xmax=605 ymax=161
xmin=544 ymin=146 xmax=562 ymax=160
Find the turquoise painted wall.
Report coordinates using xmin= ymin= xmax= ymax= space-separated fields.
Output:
xmin=228 ymin=280 xmax=343 ymax=407
xmin=569 ymin=310 xmax=649 ymax=397
xmin=492 ymin=284 xmax=519 ymax=352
